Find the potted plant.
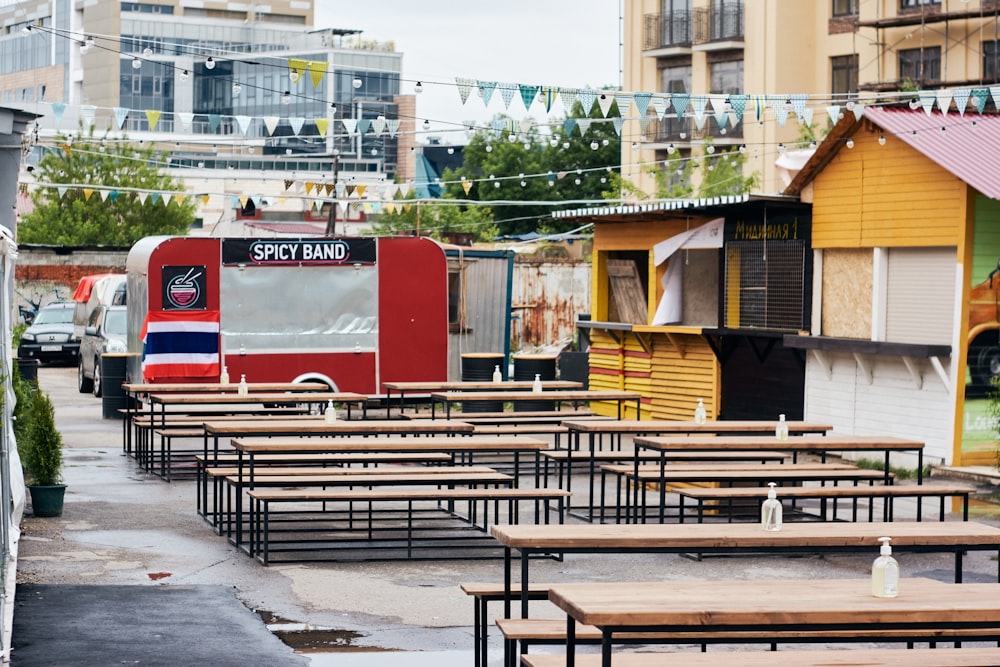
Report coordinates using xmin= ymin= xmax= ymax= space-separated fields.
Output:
xmin=19 ymin=390 xmax=66 ymax=517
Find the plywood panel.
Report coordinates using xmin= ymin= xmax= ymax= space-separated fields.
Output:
xmin=607 ymin=259 xmax=649 ymax=324
xmin=822 ymin=248 xmax=872 ymax=339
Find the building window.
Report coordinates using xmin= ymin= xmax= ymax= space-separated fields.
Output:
xmin=831 ymin=54 xmax=858 ymax=96
xmin=900 ymin=0 xmax=940 ymax=8
xmin=710 ymin=59 xmax=743 ymax=95
xmin=899 ymin=46 xmax=941 ymax=83
xmin=985 ymin=41 xmax=999 ymax=81
xmin=832 ymin=0 xmax=857 ymax=16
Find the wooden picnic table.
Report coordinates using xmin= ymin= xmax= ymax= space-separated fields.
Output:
xmin=124 ymin=381 xmax=330 ymax=396
xmin=547 ymin=577 xmax=1000 ymax=667
xmin=430 ymin=390 xmax=642 ymax=420
xmin=382 ymin=380 xmax=583 ymax=416
xmin=489 ymin=520 xmax=1000 ymax=628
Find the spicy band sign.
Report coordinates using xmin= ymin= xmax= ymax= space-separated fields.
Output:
xmin=221 ymin=238 xmax=377 ymax=266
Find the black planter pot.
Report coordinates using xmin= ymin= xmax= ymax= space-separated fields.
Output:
xmin=27 ymin=484 xmax=66 ymax=517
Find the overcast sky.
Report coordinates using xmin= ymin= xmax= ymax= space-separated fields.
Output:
xmin=313 ymin=2 xmax=623 ymax=138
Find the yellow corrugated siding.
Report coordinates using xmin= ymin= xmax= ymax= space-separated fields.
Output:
xmin=813 ymin=128 xmax=965 ymax=248
xmin=588 ymin=329 xmax=624 ymax=417
xmin=623 ymin=334 xmax=653 ymax=420
xmin=648 ymin=332 xmax=720 ymax=420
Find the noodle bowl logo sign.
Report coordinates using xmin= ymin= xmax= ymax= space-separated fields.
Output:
xmin=162 ymin=265 xmax=208 ymax=310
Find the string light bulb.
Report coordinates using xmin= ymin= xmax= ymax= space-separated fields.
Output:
xmin=414 ymin=81 xmax=423 ymax=93
xmin=143 ymin=47 xmax=152 ymax=57
xmin=706 ymin=145 xmax=715 ymax=154
xmin=590 ymin=140 xmax=599 ymax=150
xmin=667 ymin=143 xmax=676 ymax=154
xmin=352 ymin=77 xmax=362 ymax=89
xmin=205 ymin=57 xmax=216 ymax=70
xmin=422 ymin=119 xmax=430 ymax=130
xmin=282 ymin=90 xmax=291 ymax=105
xmin=908 ymin=98 xmax=920 ymax=110
xmin=631 ymin=141 xmax=638 ymax=151
xmin=86 ymin=35 xmax=96 ymax=47
xmin=845 ymin=137 xmax=855 ymax=149
xmin=232 ymin=82 xmax=242 ymax=96
xmin=180 ymin=69 xmax=190 ymax=81
xmin=131 ymin=56 xmax=142 ymax=70
xmin=485 ymin=144 xmax=493 ymax=153
xmin=878 ymin=134 xmax=886 ymax=146
xmin=289 ymin=69 xmax=300 ymax=83
xmin=574 ymin=178 xmax=582 ymax=185
xmin=447 ymin=147 xmax=454 ymax=154
xmin=549 ymin=137 xmax=559 ymax=147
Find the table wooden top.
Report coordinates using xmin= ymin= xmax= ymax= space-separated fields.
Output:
xmin=633 ymin=433 xmax=925 ymax=452
xmin=430 ymin=390 xmax=641 ymax=402
xmin=563 ymin=419 xmax=834 ymax=434
xmin=609 ymin=466 xmax=891 ymax=483
xmin=490 ymin=520 xmax=1000 ymax=550
xmin=148 ymin=391 xmax=367 ymax=405
xmin=548 ymin=578 xmax=1000 ymax=629
xmin=230 ymin=435 xmax=548 ymax=453
xmin=203 ymin=419 xmax=474 ymax=436
xmin=228 ymin=470 xmax=514 ymax=486
xmin=125 ymin=382 xmax=329 ymax=393
xmin=383 ymin=380 xmax=583 ymax=391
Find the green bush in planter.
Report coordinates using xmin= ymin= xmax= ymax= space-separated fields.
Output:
xmin=20 ymin=391 xmax=63 ymax=487
xmin=11 ymin=361 xmax=35 ymax=448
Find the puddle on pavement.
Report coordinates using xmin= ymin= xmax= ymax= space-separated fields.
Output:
xmin=259 ymin=610 xmax=370 ymax=652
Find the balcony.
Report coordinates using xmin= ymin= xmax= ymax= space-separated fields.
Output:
xmin=643 ymin=12 xmax=693 ymax=54
xmin=643 ymin=114 xmax=742 ymax=146
xmin=693 ymin=4 xmax=744 ymax=50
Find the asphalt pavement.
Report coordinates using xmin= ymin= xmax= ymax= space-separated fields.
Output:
xmin=10 ymin=366 xmax=1000 ymax=666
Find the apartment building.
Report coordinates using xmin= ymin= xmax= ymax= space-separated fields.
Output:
xmin=1 ymin=0 xmax=414 ymax=234
xmin=623 ymin=0 xmax=1000 ymax=196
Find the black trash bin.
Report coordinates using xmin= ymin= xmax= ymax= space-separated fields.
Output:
xmin=17 ymin=358 xmax=39 ymax=385
xmin=513 ymin=354 xmax=557 ymax=411
xmin=461 ymin=352 xmax=505 ymax=413
xmin=100 ymin=353 xmax=130 ymax=419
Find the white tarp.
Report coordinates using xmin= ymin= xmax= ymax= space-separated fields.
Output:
xmin=651 ymin=217 xmax=724 ymax=326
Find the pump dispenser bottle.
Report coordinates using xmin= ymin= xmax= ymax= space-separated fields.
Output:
xmin=237 ymin=374 xmax=248 ymax=397
xmin=761 ymin=482 xmax=782 ymax=531
xmin=532 ymin=373 xmax=543 ymax=393
xmin=492 ymin=365 xmax=502 ymax=383
xmin=694 ymin=398 xmax=707 ymax=424
xmin=872 ymin=537 xmax=899 ymax=598
xmin=324 ymin=399 xmax=337 ymax=424
xmin=219 ymin=366 xmax=230 ymax=386
xmin=775 ymin=414 xmax=789 ymax=440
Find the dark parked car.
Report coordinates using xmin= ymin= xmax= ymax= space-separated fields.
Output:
xmin=18 ymin=302 xmax=80 ymax=364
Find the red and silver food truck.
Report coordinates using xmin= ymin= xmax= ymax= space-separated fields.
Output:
xmin=125 ymin=236 xmax=448 ymax=393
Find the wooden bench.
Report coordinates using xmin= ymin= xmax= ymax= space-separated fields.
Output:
xmin=407 ymin=409 xmax=598 ymax=422
xmin=247 ymin=487 xmax=571 ymax=564
xmin=461 ymin=582 xmax=551 ymax=667
xmin=676 ymin=482 xmax=978 ymax=523
xmin=518 ymin=646 xmax=1000 ymax=667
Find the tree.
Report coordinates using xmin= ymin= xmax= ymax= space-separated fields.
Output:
xmin=697 ymin=141 xmax=760 ymax=197
xmin=370 ymin=192 xmax=497 ymax=241
xmin=19 ymin=126 xmax=194 ymax=245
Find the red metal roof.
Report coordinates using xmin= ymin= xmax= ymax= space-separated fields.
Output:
xmin=863 ymin=106 xmax=1000 ymax=201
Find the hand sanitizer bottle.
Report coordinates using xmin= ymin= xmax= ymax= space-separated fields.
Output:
xmin=219 ymin=365 xmax=230 ymax=386
xmin=324 ymin=399 xmax=337 ymax=424
xmin=761 ymin=482 xmax=782 ymax=531
xmin=775 ymin=414 xmax=789 ymax=440
xmin=694 ymin=398 xmax=707 ymax=424
xmin=238 ymin=374 xmax=248 ymax=397
xmin=492 ymin=365 xmax=502 ymax=383
xmin=532 ymin=373 xmax=543 ymax=393
xmin=872 ymin=537 xmax=899 ymax=598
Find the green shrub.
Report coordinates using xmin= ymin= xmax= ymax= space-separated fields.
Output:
xmin=20 ymin=391 xmax=63 ymax=486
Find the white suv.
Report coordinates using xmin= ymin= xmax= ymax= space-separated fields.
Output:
xmin=78 ymin=305 xmax=127 ymax=396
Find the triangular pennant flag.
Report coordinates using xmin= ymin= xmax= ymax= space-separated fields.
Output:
xmin=398 ymin=182 xmax=412 ymax=197
xmin=386 ymin=119 xmax=400 ymax=137
xmin=560 ymin=88 xmax=579 ymax=112
xmin=61 ymin=144 xmax=71 ymax=157
xmin=341 ymin=118 xmax=357 ymax=134
xmin=753 ymin=95 xmax=767 ymax=122
xmin=201 ymin=194 xmax=210 ymax=205
xmin=652 ymin=95 xmax=669 ymax=119
xmin=789 ymin=94 xmax=808 ymax=118
xmin=138 ymin=192 xmax=148 ymax=205
xmin=99 ymin=189 xmax=110 ymax=202
xmin=462 ymin=179 xmax=473 ymax=195
xmin=230 ymin=195 xmax=240 ymax=209
xmin=691 ymin=95 xmax=709 ymax=124
xmin=57 ymin=186 xmax=68 ymax=199
xmin=346 ymin=184 xmax=356 ymax=197
xmin=308 ymin=61 xmax=326 ymax=87
xmin=692 ymin=113 xmax=708 ymax=130
xmin=852 ymin=103 xmax=865 ymax=121
xmin=235 ymin=115 xmax=252 ymax=135
xmin=145 ymin=109 xmax=161 ymax=131
xmin=288 ymin=58 xmax=308 ymax=84
xmin=990 ymin=86 xmax=1000 ymax=110
xmin=713 ymin=109 xmax=730 ymax=131
xmin=773 ymin=103 xmax=789 ymax=127
xmin=385 ymin=203 xmax=396 ymax=214
xmin=519 ymin=85 xmax=539 ymax=110
xmin=251 ymin=195 xmax=263 ymax=208
xmin=456 ymin=77 xmax=475 ymax=105
xmin=315 ymin=117 xmax=329 ymax=136
xmin=109 ymin=190 xmax=119 ymax=202
xmin=611 ymin=116 xmax=624 ymax=135
xmin=355 ymin=185 xmax=367 ymax=198
xmin=324 ymin=183 xmax=333 ymax=196
xmin=801 ymin=107 xmax=814 ymax=126
xmin=356 ymin=119 xmax=371 ymax=135
xmin=578 ymin=89 xmax=597 ymax=114
xmin=177 ymin=112 xmax=194 ymax=130
xmin=335 ymin=182 xmax=346 ymax=197
xmin=150 ymin=193 xmax=161 ymax=205
xmin=497 ymin=82 xmax=518 ymax=109
xmin=403 ymin=203 xmax=412 ymax=213
xmin=826 ymin=105 xmax=841 ymax=124
xmin=83 ymin=188 xmax=94 ymax=201
xmin=305 ymin=182 xmax=315 ymax=195
xmin=971 ymin=88 xmax=989 ymax=113
xmin=51 ymin=102 xmax=66 ymax=125
xmin=613 ymin=93 xmax=633 ymax=117
xmin=263 ymin=116 xmax=280 ymax=136
xmin=174 ymin=194 xmax=185 ymax=206
xmin=639 ymin=115 xmax=654 ymax=133
xmin=238 ymin=195 xmax=248 ymax=208
xmin=208 ymin=114 xmax=221 ymax=132
xmin=577 ymin=118 xmax=593 ymax=134
xmin=672 ymin=93 xmax=690 ymax=120
xmin=542 ymin=86 xmax=559 ymax=112
xmin=288 ymin=117 xmax=305 ymax=135
xmin=114 ymin=106 xmax=129 ymax=130
xmin=935 ymin=89 xmax=953 ymax=113
xmin=596 ymin=93 xmax=614 ymax=117
xmin=563 ymin=118 xmax=577 ymax=136
xmin=521 ymin=118 xmax=534 ymax=134
xmin=370 ymin=117 xmax=385 ymax=135
xmin=476 ymin=80 xmax=497 ymax=106
xmin=953 ymin=88 xmax=971 ymax=116
xmin=283 ymin=180 xmax=294 ymax=190
xmin=80 ymin=105 xmax=96 ymax=126
xmin=918 ymin=91 xmax=936 ymax=116
xmin=633 ymin=92 xmax=653 ymax=118
xmin=728 ymin=94 xmax=748 ymax=122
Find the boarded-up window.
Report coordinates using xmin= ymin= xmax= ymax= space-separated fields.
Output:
xmin=608 ymin=259 xmax=649 ymax=324
xmin=724 ymin=240 xmax=806 ymax=329
xmin=885 ymin=247 xmax=955 ymax=344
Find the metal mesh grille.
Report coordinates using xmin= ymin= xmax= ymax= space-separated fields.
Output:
xmin=724 ymin=240 xmax=805 ymax=330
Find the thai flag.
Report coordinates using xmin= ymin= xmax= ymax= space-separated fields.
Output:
xmin=141 ymin=310 xmax=220 ymax=380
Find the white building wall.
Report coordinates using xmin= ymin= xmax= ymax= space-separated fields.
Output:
xmin=804 ymin=351 xmax=953 ymax=468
